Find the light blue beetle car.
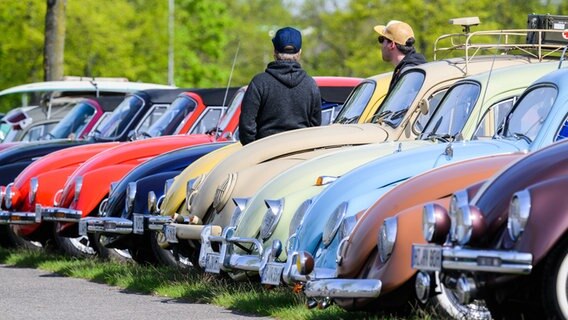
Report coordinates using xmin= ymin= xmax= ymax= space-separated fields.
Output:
xmin=285 ymin=65 xmax=568 ymax=308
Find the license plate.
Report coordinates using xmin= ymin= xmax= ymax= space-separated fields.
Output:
xmin=205 ymin=253 xmax=221 ymax=274
xmin=261 ymin=262 xmax=284 ymax=285
xmin=133 ymin=215 xmax=144 ymax=234
xmin=164 ymin=225 xmax=178 ymax=243
xmin=78 ymin=220 xmax=87 ymax=236
xmin=412 ymin=244 xmax=442 ymax=271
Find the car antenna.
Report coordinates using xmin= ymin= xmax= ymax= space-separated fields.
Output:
xmin=214 ymin=40 xmax=240 ymax=141
xmin=558 ymin=45 xmax=568 ymax=69
xmin=470 ymin=32 xmax=502 ymax=141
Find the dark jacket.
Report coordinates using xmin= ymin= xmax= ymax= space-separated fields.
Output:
xmin=388 ymin=49 xmax=427 ymax=93
xmin=239 ymin=60 xmax=321 ymax=145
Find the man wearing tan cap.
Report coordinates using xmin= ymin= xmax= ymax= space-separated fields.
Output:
xmin=374 ymin=20 xmax=426 ymax=93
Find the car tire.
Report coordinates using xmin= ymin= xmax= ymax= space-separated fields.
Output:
xmin=127 ymin=233 xmax=159 ymax=265
xmin=54 ymin=233 xmax=97 ymax=258
xmin=432 ymin=272 xmax=492 ymax=320
xmin=149 ymin=230 xmax=194 ymax=269
xmin=542 ymin=237 xmax=568 ymax=319
xmin=91 ymin=232 xmax=133 ymax=263
xmin=0 ymin=225 xmax=43 ymax=250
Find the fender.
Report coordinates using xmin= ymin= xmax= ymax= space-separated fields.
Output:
xmin=160 ymin=143 xmax=242 ymax=217
xmin=515 ymin=175 xmax=568 ymax=265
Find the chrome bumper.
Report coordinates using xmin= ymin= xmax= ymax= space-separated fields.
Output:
xmin=0 ymin=210 xmax=11 ymax=224
xmin=147 ymin=215 xmax=173 ymax=231
xmin=83 ymin=217 xmax=133 ymax=235
xmin=1 ymin=205 xmax=43 ymax=225
xmin=303 ymin=278 xmax=382 ymax=298
xmin=412 ymin=244 xmax=533 ymax=275
xmin=443 ymin=247 xmax=533 ymax=274
xmin=38 ymin=204 xmax=82 ymax=222
xmin=6 ymin=211 xmax=38 ymax=225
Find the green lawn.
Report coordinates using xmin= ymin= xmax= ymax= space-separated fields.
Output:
xmin=0 ymin=247 xmax=439 ymax=320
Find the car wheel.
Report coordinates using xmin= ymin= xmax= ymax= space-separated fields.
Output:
xmin=432 ymin=272 xmax=492 ymax=320
xmin=91 ymin=232 xmax=132 ymax=263
xmin=149 ymin=230 xmax=194 ymax=269
xmin=54 ymin=233 xmax=97 ymax=258
xmin=543 ymin=239 xmax=568 ymax=319
xmin=0 ymin=225 xmax=43 ymax=250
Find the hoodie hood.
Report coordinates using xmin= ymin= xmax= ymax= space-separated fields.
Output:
xmin=265 ymin=60 xmax=307 ymax=88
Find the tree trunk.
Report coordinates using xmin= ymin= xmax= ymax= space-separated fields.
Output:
xmin=44 ymin=0 xmax=66 ymax=81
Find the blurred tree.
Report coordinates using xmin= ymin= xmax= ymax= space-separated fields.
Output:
xmin=0 ymin=0 xmax=565 ymax=98
xmin=44 ymin=0 xmax=66 ymax=81
xmin=221 ymin=0 xmax=295 ymax=86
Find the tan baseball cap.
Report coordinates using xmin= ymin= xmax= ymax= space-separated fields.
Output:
xmin=374 ymin=20 xmax=414 ymax=45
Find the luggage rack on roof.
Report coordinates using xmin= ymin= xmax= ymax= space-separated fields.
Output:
xmin=434 ymin=16 xmax=568 ymax=67
xmin=434 ymin=29 xmax=567 ymax=61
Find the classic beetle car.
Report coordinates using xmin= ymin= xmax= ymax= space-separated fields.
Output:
xmin=0 ymin=87 xmax=237 ymax=252
xmin=0 ymin=78 xmax=172 ymax=144
xmin=412 ymin=94 xmax=568 ymax=318
xmin=0 ymin=84 xmax=176 ymax=247
xmin=282 ymin=65 xmax=568 ymax=315
xmin=198 ymin=60 xmax=560 ymax=283
xmin=74 ymin=87 xmax=246 ymax=261
xmin=83 ymin=77 xmax=364 ymax=265
xmin=166 ymin=25 xmax=564 ymax=266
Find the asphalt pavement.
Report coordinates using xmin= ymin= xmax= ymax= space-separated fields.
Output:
xmin=0 ymin=264 xmax=272 ymax=320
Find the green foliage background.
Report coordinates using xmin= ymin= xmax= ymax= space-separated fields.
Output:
xmin=0 ymin=0 xmax=567 ymax=96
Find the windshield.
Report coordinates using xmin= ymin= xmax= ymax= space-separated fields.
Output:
xmin=215 ymin=90 xmax=245 ymax=133
xmin=47 ymin=100 xmax=96 ymax=140
xmin=138 ymin=95 xmax=196 ymax=138
xmin=92 ymin=95 xmax=144 ymax=139
xmin=333 ymin=81 xmax=376 ymax=124
xmin=472 ymin=97 xmax=516 ymax=139
xmin=502 ymin=86 xmax=557 ymax=142
xmin=371 ymin=71 xmax=425 ymax=127
xmin=420 ymin=82 xmax=480 ymax=140
xmin=0 ymin=122 xmax=12 ymax=142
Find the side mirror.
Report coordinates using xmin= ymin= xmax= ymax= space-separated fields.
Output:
xmin=418 ymin=98 xmax=429 ymax=115
xmin=127 ymin=130 xmax=137 ymax=141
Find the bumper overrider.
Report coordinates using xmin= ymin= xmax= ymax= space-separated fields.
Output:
xmin=199 ymin=226 xmax=266 ymax=276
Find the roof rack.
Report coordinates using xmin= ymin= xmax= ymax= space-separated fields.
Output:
xmin=434 ymin=16 xmax=568 ymax=68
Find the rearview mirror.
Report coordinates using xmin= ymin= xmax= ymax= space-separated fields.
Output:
xmin=418 ymin=99 xmax=429 ymax=115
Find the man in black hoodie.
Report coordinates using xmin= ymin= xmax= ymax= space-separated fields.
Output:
xmin=239 ymin=26 xmax=321 ymax=146
xmin=374 ymin=20 xmax=427 ymax=94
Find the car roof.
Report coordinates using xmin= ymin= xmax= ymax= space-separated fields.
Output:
xmin=0 ymin=80 xmax=175 ymax=96
xmin=90 ymin=96 xmax=130 ymax=112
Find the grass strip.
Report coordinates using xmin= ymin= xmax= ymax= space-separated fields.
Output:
xmin=0 ymin=247 xmax=439 ymax=319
